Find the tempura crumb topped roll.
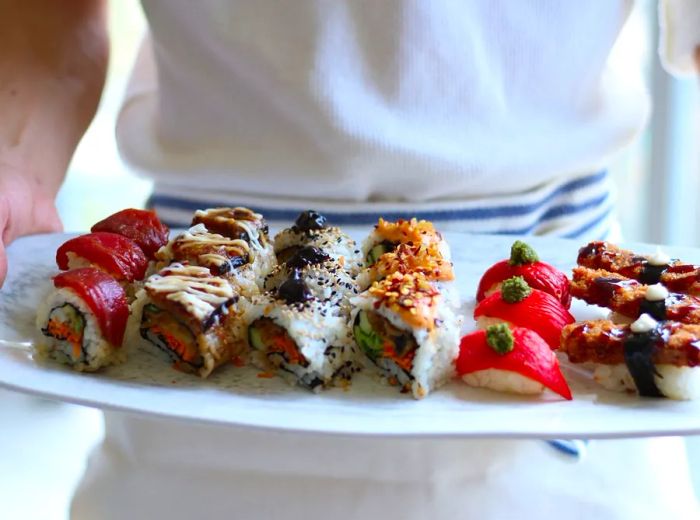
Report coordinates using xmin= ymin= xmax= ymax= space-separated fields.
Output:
xmin=362 ymin=218 xmax=451 ymax=266
xmin=351 ymin=271 xmax=460 ymax=399
xmin=132 ymin=263 xmax=245 ymax=377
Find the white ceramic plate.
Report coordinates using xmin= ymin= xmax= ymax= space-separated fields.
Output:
xmin=2 ymin=231 xmax=700 ymax=439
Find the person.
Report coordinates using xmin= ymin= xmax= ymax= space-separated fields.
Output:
xmin=2 ymin=1 xmax=700 ymax=518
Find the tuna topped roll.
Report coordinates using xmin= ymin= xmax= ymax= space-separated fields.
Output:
xmin=273 ymin=210 xmax=362 ymax=275
xmin=132 ymin=263 xmax=245 ymax=377
xmin=36 ymin=268 xmax=129 ymax=372
xmin=245 ymin=268 xmax=359 ymax=391
xmin=351 ymin=271 xmax=461 ymax=399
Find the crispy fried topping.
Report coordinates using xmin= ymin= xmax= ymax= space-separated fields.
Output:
xmin=375 ymin=218 xmax=442 ymax=245
xmin=370 ymin=242 xmax=454 ymax=282
xmin=368 ymin=272 xmax=440 ymax=329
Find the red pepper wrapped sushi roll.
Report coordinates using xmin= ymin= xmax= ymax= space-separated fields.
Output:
xmin=474 ymin=276 xmax=575 ymax=349
xmin=457 ymin=324 xmax=572 ymax=400
xmin=56 ymin=232 xmax=148 ymax=283
xmin=476 ymin=240 xmax=571 ymax=308
xmin=91 ymin=208 xmax=169 ymax=259
xmin=35 ymin=268 xmax=129 ymax=371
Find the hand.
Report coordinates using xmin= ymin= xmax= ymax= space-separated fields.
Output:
xmin=0 ymin=162 xmax=62 ymax=286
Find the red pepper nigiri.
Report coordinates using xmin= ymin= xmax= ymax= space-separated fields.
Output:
xmin=476 ymin=240 xmax=571 ymax=308
xmin=474 ymin=276 xmax=575 ymax=349
xmin=56 ymin=232 xmax=148 ymax=282
xmin=91 ymin=208 xmax=170 ymax=259
xmin=53 ymin=268 xmax=129 ymax=347
xmin=457 ymin=324 xmax=572 ymax=400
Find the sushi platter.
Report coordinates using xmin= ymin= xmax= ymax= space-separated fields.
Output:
xmin=1 ymin=208 xmax=700 ymax=439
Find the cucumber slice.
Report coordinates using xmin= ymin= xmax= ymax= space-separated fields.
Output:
xmin=353 ymin=312 xmax=384 ymax=360
xmin=365 ymin=241 xmax=394 ymax=265
xmin=357 ymin=310 xmax=374 ymax=334
xmin=248 ymin=326 xmax=266 ymax=351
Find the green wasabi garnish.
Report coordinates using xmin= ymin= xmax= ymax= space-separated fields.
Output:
xmin=509 ymin=240 xmax=539 ymax=266
xmin=486 ymin=324 xmax=514 ymax=354
xmin=501 ymin=276 xmax=532 ymax=303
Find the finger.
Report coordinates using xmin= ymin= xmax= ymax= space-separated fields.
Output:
xmin=695 ymin=46 xmax=700 ymax=74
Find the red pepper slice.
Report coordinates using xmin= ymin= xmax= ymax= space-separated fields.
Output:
xmin=476 ymin=259 xmax=571 ymax=308
xmin=53 ymin=268 xmax=129 ymax=347
xmin=91 ymin=209 xmax=169 ymax=259
xmin=456 ymin=327 xmax=572 ymax=400
xmin=56 ymin=232 xmax=148 ymax=282
xmin=474 ymin=288 xmax=575 ymax=349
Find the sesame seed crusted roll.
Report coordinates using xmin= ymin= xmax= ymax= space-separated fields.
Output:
xmin=244 ymin=291 xmax=360 ymax=391
xmin=273 ymin=210 xmax=362 ymax=276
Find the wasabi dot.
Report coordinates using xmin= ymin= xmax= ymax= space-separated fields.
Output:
xmin=501 ymin=276 xmax=532 ymax=303
xmin=486 ymin=323 xmax=514 ymax=354
xmin=509 ymin=240 xmax=539 ymax=266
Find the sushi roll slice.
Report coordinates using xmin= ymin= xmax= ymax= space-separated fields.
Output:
xmin=263 ymin=246 xmax=359 ymax=315
xmin=560 ymin=315 xmax=700 ymax=400
xmin=155 ymin=225 xmax=259 ymax=296
xmin=474 ymin=276 xmax=574 ymax=349
xmin=192 ymin=206 xmax=276 ymax=279
xmin=131 ymin=263 xmax=245 ymax=377
xmin=56 ymin=232 xmax=148 ymax=284
xmin=457 ymin=324 xmax=572 ymax=399
xmin=351 ymin=271 xmax=461 ymax=399
xmin=245 ymin=271 xmax=359 ymax=391
xmin=92 ymin=208 xmax=170 ymax=259
xmin=273 ymin=210 xmax=362 ymax=275
xmin=476 ymin=240 xmax=571 ymax=308
xmin=362 ymin=217 xmax=450 ymax=267
xmin=35 ymin=268 xmax=129 ymax=371
xmin=570 ymin=267 xmax=700 ymax=324
xmin=577 ymin=241 xmax=700 ymax=296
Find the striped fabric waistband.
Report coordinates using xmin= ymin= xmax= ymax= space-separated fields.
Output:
xmin=148 ymin=170 xmax=614 ymax=241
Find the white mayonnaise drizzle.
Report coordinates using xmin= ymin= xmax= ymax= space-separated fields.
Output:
xmin=146 ymin=264 xmax=234 ymax=322
xmin=646 ymin=248 xmax=671 ymax=266
xmin=645 ymin=283 xmax=670 ymax=302
xmin=630 ymin=313 xmax=658 ymax=334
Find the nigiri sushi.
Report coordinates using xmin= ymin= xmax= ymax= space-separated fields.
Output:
xmin=456 ymin=324 xmax=572 ymax=399
xmin=474 ymin=276 xmax=575 ymax=349
xmin=476 ymin=240 xmax=571 ymax=307
xmin=91 ymin=208 xmax=170 ymax=259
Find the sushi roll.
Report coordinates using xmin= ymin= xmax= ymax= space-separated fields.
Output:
xmin=351 ymin=271 xmax=461 ymax=399
xmin=131 ymin=263 xmax=245 ymax=377
xmin=245 ymin=270 xmax=359 ymax=391
xmin=192 ymin=206 xmax=276 ymax=279
xmin=35 ymin=267 xmax=129 ymax=372
xmin=154 ymin=225 xmax=259 ymax=296
xmin=457 ymin=324 xmax=572 ymax=399
xmin=263 ymin=246 xmax=359 ymax=315
xmin=474 ymin=276 xmax=574 ymax=349
xmin=362 ymin=217 xmax=450 ymax=267
xmin=570 ymin=267 xmax=700 ymax=324
xmin=92 ymin=208 xmax=170 ymax=259
xmin=56 ymin=232 xmax=148 ymax=285
xmin=273 ymin=210 xmax=362 ymax=275
xmin=476 ymin=240 xmax=571 ymax=308
xmin=560 ymin=315 xmax=700 ymax=400
xmin=577 ymin=241 xmax=700 ymax=296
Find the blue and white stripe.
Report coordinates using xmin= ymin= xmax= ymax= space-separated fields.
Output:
xmin=148 ymin=169 xmax=615 ymax=242
xmin=148 ymin=170 xmax=611 ymax=460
